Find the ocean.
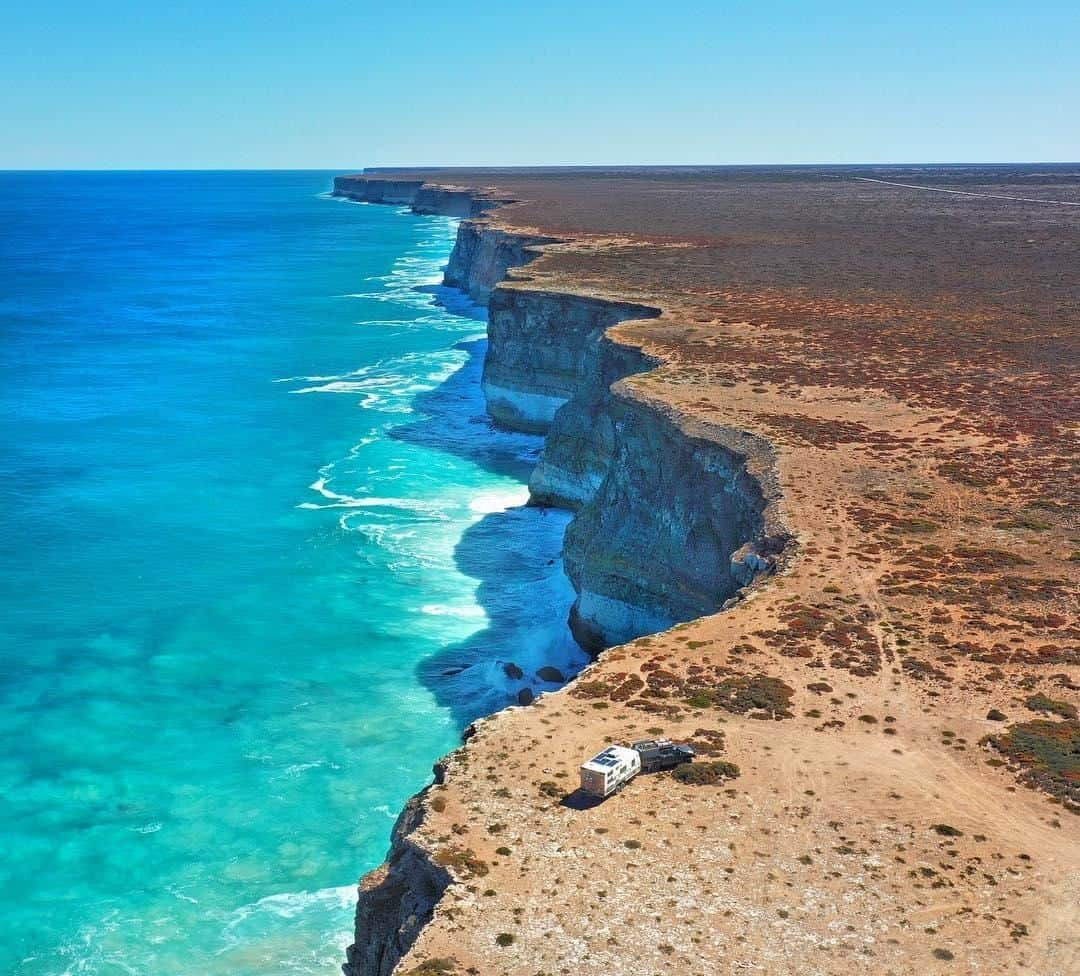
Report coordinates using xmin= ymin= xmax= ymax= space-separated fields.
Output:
xmin=0 ymin=171 xmax=585 ymax=974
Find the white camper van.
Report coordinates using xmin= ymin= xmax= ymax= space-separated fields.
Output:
xmin=579 ymin=745 xmax=642 ymax=798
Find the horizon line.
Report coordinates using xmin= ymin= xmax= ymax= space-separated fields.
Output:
xmin=2 ymin=160 xmax=1080 ymax=174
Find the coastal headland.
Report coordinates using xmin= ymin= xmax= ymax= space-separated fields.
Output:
xmin=333 ymin=166 xmax=1079 ymax=976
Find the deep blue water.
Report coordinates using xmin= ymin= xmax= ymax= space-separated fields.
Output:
xmin=0 ymin=171 xmax=584 ymax=974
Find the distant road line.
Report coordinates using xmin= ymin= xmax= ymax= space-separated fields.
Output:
xmin=853 ymin=176 xmax=1080 ymax=206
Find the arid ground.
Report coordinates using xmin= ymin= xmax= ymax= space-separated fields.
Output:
xmin=358 ymin=166 xmax=1079 ymax=976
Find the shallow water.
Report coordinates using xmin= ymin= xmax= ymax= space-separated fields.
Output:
xmin=0 ymin=171 xmax=585 ymax=974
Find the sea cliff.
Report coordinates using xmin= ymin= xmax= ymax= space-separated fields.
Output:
xmin=333 ymin=175 xmax=500 ymax=218
xmin=334 ymin=174 xmax=788 ymax=975
xmin=328 ymin=167 xmax=1080 ymax=976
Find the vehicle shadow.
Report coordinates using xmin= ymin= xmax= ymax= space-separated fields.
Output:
xmin=559 ymin=789 xmax=606 ymax=811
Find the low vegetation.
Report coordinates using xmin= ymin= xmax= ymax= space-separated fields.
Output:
xmin=1023 ymin=694 xmax=1077 ymax=720
xmin=985 ymin=719 xmax=1080 ymax=809
xmin=672 ymin=760 xmax=740 ymax=785
xmin=404 ymin=960 xmax=457 ymax=976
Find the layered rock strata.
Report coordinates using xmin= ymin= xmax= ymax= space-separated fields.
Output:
xmin=562 ymin=400 xmax=786 ymax=652
xmin=482 ymin=286 xmax=661 ymax=435
xmin=528 ymin=334 xmax=658 ymax=510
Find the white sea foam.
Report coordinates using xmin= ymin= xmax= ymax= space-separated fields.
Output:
xmin=298 ymin=496 xmax=449 ymax=517
xmin=224 ymin=884 xmax=356 ymax=927
xmin=290 ymin=380 xmax=396 ymax=395
xmin=468 ymin=487 xmax=530 ymax=514
xmin=281 ymin=349 xmax=464 ymax=418
xmin=272 ymin=373 xmax=344 ymax=384
xmin=219 ymin=883 xmax=357 ymax=968
xmin=346 ymin=221 xmax=459 ymax=310
xmin=420 ymin=603 xmax=487 ymax=619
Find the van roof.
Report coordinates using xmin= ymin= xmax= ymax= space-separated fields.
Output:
xmin=581 ymin=745 xmax=639 ymax=773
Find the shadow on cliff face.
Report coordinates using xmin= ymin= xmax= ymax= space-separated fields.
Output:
xmin=392 ymin=287 xmax=589 ymax=728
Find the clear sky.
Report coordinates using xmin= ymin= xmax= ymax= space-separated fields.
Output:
xmin=2 ymin=0 xmax=1078 ymax=168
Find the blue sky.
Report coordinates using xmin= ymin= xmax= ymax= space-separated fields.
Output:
xmin=2 ymin=0 xmax=1078 ymax=168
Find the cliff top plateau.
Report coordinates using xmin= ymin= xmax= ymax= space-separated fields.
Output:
xmin=338 ymin=166 xmax=1079 ymax=976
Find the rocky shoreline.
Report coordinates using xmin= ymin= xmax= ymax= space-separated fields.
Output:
xmin=333 ymin=173 xmax=791 ymax=974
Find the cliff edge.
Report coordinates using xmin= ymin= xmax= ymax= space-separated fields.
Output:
xmin=336 ymin=168 xmax=1079 ymax=976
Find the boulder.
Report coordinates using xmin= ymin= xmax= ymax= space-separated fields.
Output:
xmin=516 ymin=687 xmax=535 ymax=706
xmin=730 ymin=543 xmax=773 ymax=588
xmin=536 ymin=666 xmax=566 ymax=683
xmin=503 ymin=662 xmax=524 ymax=680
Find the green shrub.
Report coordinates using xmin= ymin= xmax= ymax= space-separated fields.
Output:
xmin=433 ymin=847 xmax=488 ymax=878
xmin=672 ymin=761 xmax=740 ymax=785
xmin=985 ymin=719 xmax=1080 ymax=804
xmin=1024 ymin=694 xmax=1077 ymax=720
xmin=404 ymin=958 xmax=457 ymax=976
xmin=995 ymin=516 xmax=1051 ymax=531
xmin=713 ymin=675 xmax=794 ymax=718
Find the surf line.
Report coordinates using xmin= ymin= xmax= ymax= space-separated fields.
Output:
xmin=852 ymin=176 xmax=1080 ymax=206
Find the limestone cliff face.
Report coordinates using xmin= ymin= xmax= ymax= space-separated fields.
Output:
xmin=477 ymin=278 xmax=784 ymax=650
xmin=444 ymin=222 xmax=559 ymax=305
xmin=343 ymin=791 xmax=451 ymax=976
xmin=483 ymin=286 xmax=660 ymax=434
xmin=332 ymin=175 xmax=497 ymax=217
xmin=529 ymin=336 xmax=659 ymax=510
xmin=337 ymin=182 xmax=790 ymax=974
xmin=412 ymin=186 xmax=491 ymax=218
xmin=562 ymin=396 xmax=786 ymax=652
xmin=333 ymin=176 xmax=426 ymax=207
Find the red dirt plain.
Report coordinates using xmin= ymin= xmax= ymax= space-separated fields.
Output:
xmin=363 ymin=166 xmax=1079 ymax=976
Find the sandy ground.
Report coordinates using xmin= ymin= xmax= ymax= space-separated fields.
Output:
xmin=359 ymin=167 xmax=1079 ymax=976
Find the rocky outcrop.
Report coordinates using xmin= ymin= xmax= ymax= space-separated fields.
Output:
xmin=332 ymin=176 xmax=426 ymax=207
xmin=476 ymin=274 xmax=785 ymax=652
xmin=413 ymin=186 xmax=496 ymax=218
xmin=343 ymin=791 xmax=451 ymax=976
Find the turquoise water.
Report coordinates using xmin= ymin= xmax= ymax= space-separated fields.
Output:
xmin=0 ymin=172 xmax=583 ymax=974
